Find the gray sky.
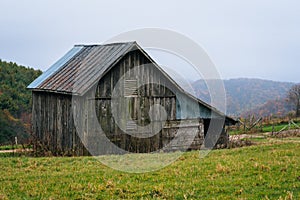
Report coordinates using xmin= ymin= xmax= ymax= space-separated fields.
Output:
xmin=1 ymin=0 xmax=299 ymax=82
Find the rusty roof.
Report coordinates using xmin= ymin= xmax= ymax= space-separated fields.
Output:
xmin=27 ymin=46 xmax=84 ymax=89
xmin=28 ymin=42 xmax=136 ymax=95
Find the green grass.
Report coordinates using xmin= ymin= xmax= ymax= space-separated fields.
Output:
xmin=0 ymin=142 xmax=299 ymax=199
xmin=262 ymin=122 xmax=300 ymax=133
xmin=0 ymin=145 xmax=23 ymax=151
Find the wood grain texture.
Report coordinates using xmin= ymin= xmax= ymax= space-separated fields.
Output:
xmin=32 ymin=50 xmax=227 ymax=156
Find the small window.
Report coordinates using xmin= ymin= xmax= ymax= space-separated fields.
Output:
xmin=126 ymin=120 xmax=137 ymax=131
xmin=124 ymin=79 xmax=138 ymax=97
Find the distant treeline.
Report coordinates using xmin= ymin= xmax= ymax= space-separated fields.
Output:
xmin=0 ymin=59 xmax=42 ymax=144
xmin=192 ymin=78 xmax=295 ymax=117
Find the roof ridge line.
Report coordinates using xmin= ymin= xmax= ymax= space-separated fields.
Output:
xmin=74 ymin=41 xmax=137 ymax=47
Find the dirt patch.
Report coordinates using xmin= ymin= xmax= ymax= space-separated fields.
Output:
xmin=230 ymin=134 xmax=265 ymax=141
xmin=229 ymin=129 xmax=300 ymax=148
xmin=0 ymin=148 xmax=32 ymax=154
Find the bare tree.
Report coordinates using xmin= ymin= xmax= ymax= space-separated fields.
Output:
xmin=287 ymin=84 xmax=300 ymax=117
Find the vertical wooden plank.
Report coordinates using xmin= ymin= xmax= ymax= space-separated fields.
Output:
xmin=125 ymin=53 xmax=129 ymax=79
xmin=49 ymin=94 xmax=53 ymax=154
xmin=110 ymin=63 xmax=114 ymax=98
xmin=145 ymin=61 xmax=149 ymax=97
xmin=40 ymin=93 xmax=44 ymax=150
xmin=118 ymin=58 xmax=128 ymax=150
xmin=68 ymin=97 xmax=73 ymax=154
xmin=37 ymin=93 xmax=41 ymax=152
xmin=135 ymin=51 xmax=139 ymax=80
xmin=31 ymin=93 xmax=36 ymax=151
xmin=156 ymin=69 xmax=161 ymax=96
xmin=56 ymin=95 xmax=62 ymax=154
xmin=62 ymin=96 xmax=66 ymax=154
xmin=43 ymin=93 xmax=48 ymax=150
xmin=139 ymin=56 xmax=145 ymax=97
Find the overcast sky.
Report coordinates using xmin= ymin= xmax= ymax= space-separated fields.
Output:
xmin=0 ymin=0 xmax=299 ymax=83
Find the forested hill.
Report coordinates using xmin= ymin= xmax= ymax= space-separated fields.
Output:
xmin=0 ymin=59 xmax=42 ymax=144
xmin=192 ymin=78 xmax=295 ymax=116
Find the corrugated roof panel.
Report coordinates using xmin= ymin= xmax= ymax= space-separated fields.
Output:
xmin=75 ymin=43 xmax=134 ymax=95
xmin=27 ymin=46 xmax=84 ymax=89
xmin=37 ymin=46 xmax=93 ymax=92
xmin=35 ymin=42 xmax=135 ymax=95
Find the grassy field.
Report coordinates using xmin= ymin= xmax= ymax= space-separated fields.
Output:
xmin=229 ymin=121 xmax=300 ymax=135
xmin=0 ymin=144 xmax=29 ymax=151
xmin=262 ymin=123 xmax=300 ymax=133
xmin=0 ymin=140 xmax=299 ymax=199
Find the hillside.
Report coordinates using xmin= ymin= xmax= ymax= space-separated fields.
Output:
xmin=0 ymin=59 xmax=42 ymax=144
xmin=192 ymin=78 xmax=295 ymax=116
xmin=0 ymin=141 xmax=299 ymax=199
xmin=241 ymin=98 xmax=295 ymax=117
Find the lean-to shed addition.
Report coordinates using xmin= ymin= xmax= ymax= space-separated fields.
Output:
xmin=28 ymin=42 xmax=236 ymax=156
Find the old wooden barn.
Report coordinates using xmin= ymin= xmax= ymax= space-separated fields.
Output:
xmin=28 ymin=42 xmax=236 ymax=156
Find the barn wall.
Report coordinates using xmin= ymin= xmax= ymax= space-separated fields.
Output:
xmin=32 ymin=49 xmax=226 ymax=156
xmin=81 ymin=49 xmax=206 ymax=154
xmin=32 ymin=91 xmax=88 ymax=155
xmin=176 ymin=93 xmax=212 ymax=119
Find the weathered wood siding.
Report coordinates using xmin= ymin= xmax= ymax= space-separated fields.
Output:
xmin=32 ymin=92 xmax=88 ymax=155
xmin=85 ymin=50 xmax=204 ymax=153
xmin=32 ymin=49 xmax=221 ymax=156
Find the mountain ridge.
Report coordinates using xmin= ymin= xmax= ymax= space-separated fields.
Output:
xmin=191 ymin=78 xmax=295 ymax=116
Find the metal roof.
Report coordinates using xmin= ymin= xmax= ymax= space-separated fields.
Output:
xmin=27 ymin=46 xmax=84 ymax=89
xmin=28 ymin=42 xmax=136 ymax=95
xmin=28 ymin=41 xmax=236 ymax=124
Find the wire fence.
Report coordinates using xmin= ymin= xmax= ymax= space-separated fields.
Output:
xmin=229 ymin=116 xmax=300 ymax=135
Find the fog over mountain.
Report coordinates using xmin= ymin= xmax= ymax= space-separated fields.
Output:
xmin=191 ymin=78 xmax=295 ymax=116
